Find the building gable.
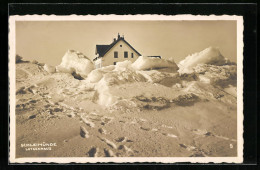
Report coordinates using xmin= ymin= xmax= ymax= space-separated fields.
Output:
xmin=94 ymin=35 xmax=141 ymax=61
xmin=103 ymin=39 xmax=140 ymax=58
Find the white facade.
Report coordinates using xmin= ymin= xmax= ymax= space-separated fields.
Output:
xmin=94 ymin=39 xmax=141 ymax=68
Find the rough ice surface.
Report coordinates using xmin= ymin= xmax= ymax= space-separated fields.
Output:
xmin=56 ymin=50 xmax=94 ymax=78
xmin=43 ymin=64 xmax=56 ymax=73
xmin=178 ymin=47 xmax=232 ymax=74
xmin=85 ymin=53 xmax=236 ymax=106
xmin=15 ymin=46 xmax=238 ymax=157
xmin=86 ymin=60 xmax=147 ymax=106
xmin=87 ymin=69 xmax=104 ymax=83
xmin=132 ymin=56 xmax=179 ymax=72
xmin=193 ymin=64 xmax=237 ymax=88
xmin=115 ymin=60 xmax=133 ymax=71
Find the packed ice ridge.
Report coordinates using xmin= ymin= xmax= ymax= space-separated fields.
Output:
xmin=16 ymin=47 xmax=237 ymax=108
xmin=56 ymin=49 xmax=94 ymax=78
xmin=178 ymin=47 xmax=234 ymax=74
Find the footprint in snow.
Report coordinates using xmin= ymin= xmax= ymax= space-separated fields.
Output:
xmin=104 ymin=149 xmax=115 ymax=157
xmin=101 ymin=117 xmax=113 ymax=126
xmin=28 ymin=114 xmax=37 ymax=119
xmin=115 ymin=137 xmax=126 ymax=142
xmin=116 ymin=137 xmax=134 ymax=143
xmin=118 ymin=145 xmax=137 ymax=156
xmin=126 ymin=139 xmax=134 ymax=142
xmin=118 ymin=145 xmax=133 ymax=152
xmin=89 ymin=117 xmax=101 ymax=122
xmin=99 ymin=137 xmax=117 ymax=149
xmin=98 ymin=128 xmax=107 ymax=134
xmin=140 ymin=127 xmax=151 ymax=131
xmin=179 ymin=144 xmax=196 ymax=151
xmin=80 ymin=126 xmax=89 ymax=138
xmin=81 ymin=115 xmax=95 ymax=128
xmin=66 ymin=112 xmax=76 ymax=118
xmin=87 ymin=147 xmax=99 ymax=157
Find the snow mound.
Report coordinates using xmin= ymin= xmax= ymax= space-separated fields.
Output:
xmin=56 ymin=50 xmax=94 ymax=78
xmin=223 ymin=85 xmax=237 ymax=97
xmin=171 ymin=93 xmax=200 ymax=106
xmin=86 ymin=60 xmax=145 ymax=85
xmin=43 ymin=64 xmax=56 ymax=73
xmin=178 ymin=47 xmax=232 ymax=73
xmin=138 ymin=70 xmax=181 ymax=87
xmin=93 ymin=77 xmax=119 ymax=106
xmin=94 ymin=69 xmax=146 ymax=106
xmin=85 ymin=61 xmax=147 ymax=106
xmin=114 ymin=60 xmax=133 ymax=71
xmin=87 ymin=69 xmax=104 ymax=83
xmin=184 ymin=81 xmax=236 ymax=104
xmin=194 ymin=64 xmax=237 ymax=88
xmin=132 ymin=56 xmax=179 ymax=72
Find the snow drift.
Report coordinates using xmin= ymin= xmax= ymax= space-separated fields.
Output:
xmin=56 ymin=50 xmax=94 ymax=78
xmin=132 ymin=56 xmax=179 ymax=72
xmin=178 ymin=47 xmax=233 ymax=74
xmin=86 ymin=59 xmax=181 ymax=106
xmin=86 ymin=61 xmax=146 ymax=106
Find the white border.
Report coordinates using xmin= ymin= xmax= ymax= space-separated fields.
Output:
xmin=9 ymin=15 xmax=244 ymax=163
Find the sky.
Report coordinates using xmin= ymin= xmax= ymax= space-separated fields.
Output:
xmin=16 ymin=20 xmax=237 ymax=66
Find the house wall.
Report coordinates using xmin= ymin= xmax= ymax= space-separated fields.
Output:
xmin=100 ymin=39 xmax=141 ymax=67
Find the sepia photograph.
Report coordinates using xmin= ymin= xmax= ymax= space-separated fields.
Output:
xmin=9 ymin=15 xmax=243 ymax=163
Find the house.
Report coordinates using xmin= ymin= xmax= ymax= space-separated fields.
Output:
xmin=93 ymin=33 xmax=142 ymax=68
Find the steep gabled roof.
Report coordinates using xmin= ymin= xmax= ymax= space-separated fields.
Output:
xmin=96 ymin=45 xmax=110 ymax=57
xmin=94 ymin=37 xmax=141 ymax=61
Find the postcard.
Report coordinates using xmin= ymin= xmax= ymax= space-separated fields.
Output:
xmin=9 ymin=14 xmax=243 ymax=163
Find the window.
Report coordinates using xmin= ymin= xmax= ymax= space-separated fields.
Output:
xmin=131 ymin=53 xmax=134 ymax=58
xmin=114 ymin=62 xmax=117 ymax=65
xmin=114 ymin=51 xmax=118 ymax=58
xmin=124 ymin=51 xmax=128 ymax=58
xmin=120 ymin=45 xmax=122 ymax=47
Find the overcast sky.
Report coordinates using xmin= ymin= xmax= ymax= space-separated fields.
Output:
xmin=16 ymin=20 xmax=237 ymax=66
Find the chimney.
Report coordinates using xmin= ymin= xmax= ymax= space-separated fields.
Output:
xmin=117 ymin=33 xmax=120 ymax=39
xmin=113 ymin=38 xmax=116 ymax=42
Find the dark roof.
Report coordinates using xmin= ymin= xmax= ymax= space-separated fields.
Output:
xmin=148 ymin=56 xmax=161 ymax=59
xmin=94 ymin=37 xmax=141 ymax=61
xmin=96 ymin=45 xmax=110 ymax=57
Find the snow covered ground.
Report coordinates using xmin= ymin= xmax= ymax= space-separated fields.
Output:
xmin=15 ymin=47 xmax=237 ymax=157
